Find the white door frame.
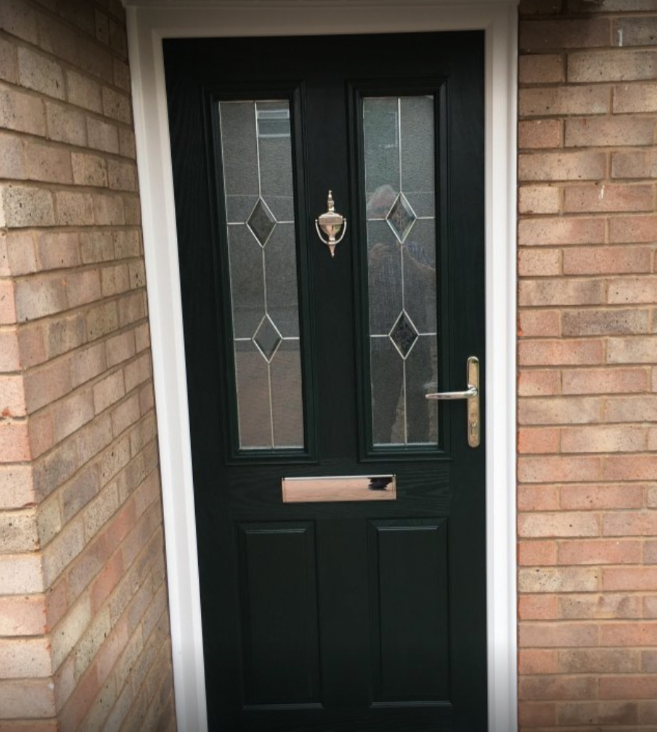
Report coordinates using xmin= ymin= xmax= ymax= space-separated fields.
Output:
xmin=124 ymin=3 xmax=518 ymax=730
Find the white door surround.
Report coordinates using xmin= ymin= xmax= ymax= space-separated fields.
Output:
xmin=123 ymin=3 xmax=519 ymax=731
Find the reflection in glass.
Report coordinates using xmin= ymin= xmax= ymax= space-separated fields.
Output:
xmin=364 ymin=96 xmax=438 ymax=447
xmin=219 ymin=100 xmax=303 ymax=450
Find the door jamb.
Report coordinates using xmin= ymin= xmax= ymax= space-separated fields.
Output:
xmin=124 ymin=3 xmax=518 ymax=731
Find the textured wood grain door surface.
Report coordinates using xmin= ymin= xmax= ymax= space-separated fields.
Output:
xmin=165 ymin=30 xmax=487 ymax=732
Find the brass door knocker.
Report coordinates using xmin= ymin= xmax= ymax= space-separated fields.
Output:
xmin=315 ymin=190 xmax=347 ymax=258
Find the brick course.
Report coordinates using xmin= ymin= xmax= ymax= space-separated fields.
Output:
xmin=518 ymin=1 xmax=657 ymax=729
xmin=0 ymin=1 xmax=174 ymax=730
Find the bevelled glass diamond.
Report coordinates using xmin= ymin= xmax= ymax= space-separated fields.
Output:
xmin=386 ymin=192 xmax=417 ymax=243
xmin=389 ymin=311 xmax=419 ymax=359
xmin=253 ymin=315 xmax=282 ymax=362
xmin=247 ymin=198 xmax=276 ymax=247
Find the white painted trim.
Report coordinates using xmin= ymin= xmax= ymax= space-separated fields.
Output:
xmin=125 ymin=5 xmax=518 ymax=731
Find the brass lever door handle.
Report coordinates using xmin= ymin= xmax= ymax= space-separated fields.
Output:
xmin=425 ymin=356 xmax=480 ymax=447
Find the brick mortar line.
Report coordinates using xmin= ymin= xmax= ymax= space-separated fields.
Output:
xmin=10 ymin=288 xmax=149 ymax=329
xmin=0 ymin=179 xmax=140 ymax=195
xmin=0 ymin=143 xmax=140 ymax=171
xmin=3 ymin=255 xmax=147 ymax=281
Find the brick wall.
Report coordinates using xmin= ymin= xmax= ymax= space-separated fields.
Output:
xmin=518 ymin=1 xmax=657 ymax=729
xmin=0 ymin=1 xmax=175 ymax=729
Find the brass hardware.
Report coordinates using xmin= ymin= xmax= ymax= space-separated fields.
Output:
xmin=282 ymin=475 xmax=396 ymax=503
xmin=315 ymin=190 xmax=347 ymax=257
xmin=425 ymin=356 xmax=480 ymax=448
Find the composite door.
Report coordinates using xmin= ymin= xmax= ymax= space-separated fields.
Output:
xmin=165 ymin=31 xmax=486 ymax=732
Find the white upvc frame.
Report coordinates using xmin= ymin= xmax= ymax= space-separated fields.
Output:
xmin=124 ymin=3 xmax=518 ymax=731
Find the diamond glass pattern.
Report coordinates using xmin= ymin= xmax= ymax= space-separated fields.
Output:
xmin=247 ymin=198 xmax=276 ymax=247
xmin=386 ymin=192 xmax=417 ymax=243
xmin=253 ymin=315 xmax=282 ymax=362
xmin=389 ymin=311 xmax=419 ymax=359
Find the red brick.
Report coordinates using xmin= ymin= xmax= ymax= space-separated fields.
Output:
xmin=58 ymin=664 xmax=100 ymax=731
xmin=519 ymin=185 xmax=561 ymax=214
xmin=518 ymin=701 xmax=557 ymax=727
xmin=638 ymin=699 xmax=657 ymax=724
xmin=25 ymin=140 xmax=72 ymax=184
xmin=604 ymin=455 xmax=657 ymax=481
xmin=518 ymin=310 xmax=561 ymax=337
xmin=0 ymin=82 xmax=46 ymax=137
xmin=558 ymin=648 xmax=640 ymax=675
xmin=518 ymin=370 xmax=561 ymax=397
xmin=519 ymin=217 xmax=605 ymax=246
xmin=558 ymin=700 xmax=639 ymax=726
xmin=562 ymin=367 xmax=649 ymax=395
xmin=519 ymin=511 xmax=600 ymax=537
xmin=518 ymin=485 xmax=560 ymax=511
xmin=519 ymin=248 xmax=562 ymax=276
xmin=520 ymin=54 xmax=565 ymax=84
xmin=0 ymin=420 xmax=31 ymax=461
xmin=564 ymin=184 xmax=653 ymax=214
xmin=519 ymin=396 xmax=603 ymax=425
xmin=519 ymin=566 xmax=599 ymax=593
xmin=520 ymin=622 xmax=599 ymax=648
xmin=520 ymin=675 xmax=597 ymax=700
xmin=560 ymin=483 xmax=645 ymax=510
xmin=559 ymin=593 xmax=642 ymax=620
xmin=520 ymin=86 xmax=610 ymax=117
xmin=603 ymin=511 xmax=657 ymax=536
xmin=519 ymin=427 xmax=560 ymax=454
xmin=36 ymin=231 xmax=81 ymax=271
xmin=610 ymin=214 xmax=657 ymax=244
xmin=643 ymin=597 xmax=657 ymax=618
xmin=519 ymin=151 xmax=606 ymax=181
xmin=563 ymin=308 xmax=649 ymax=336
xmin=519 ymin=119 xmax=562 ymax=149
xmin=519 ymin=539 xmax=558 ymax=565
xmin=519 ymin=278 xmax=605 ymax=306
xmin=563 ymin=246 xmax=651 ymax=275
xmin=91 ymin=549 xmax=124 ymax=612
xmin=0 ymin=279 xmax=17 ymax=324
xmin=607 ymin=335 xmax=657 ymax=363
xmin=604 ymin=567 xmax=657 ymax=591
xmin=559 ymin=539 xmax=642 ymax=565
xmin=612 ymin=150 xmax=657 ymax=180
xmin=600 ymin=676 xmax=657 ymax=699
xmin=95 ymin=615 xmax=129 ymax=682
xmin=615 ymin=16 xmax=657 ymax=48
xmin=608 ymin=276 xmax=657 ymax=304
xmin=519 ymin=595 xmax=559 ymax=621
xmin=520 ymin=649 xmax=559 ymax=674
xmin=613 ymin=82 xmax=657 ymax=113
xmin=569 ymin=50 xmax=657 ymax=83
xmin=0 ymin=594 xmax=47 ymax=635
xmin=565 ymin=117 xmax=656 ymax=147
xmin=519 ymin=338 xmax=605 ymax=365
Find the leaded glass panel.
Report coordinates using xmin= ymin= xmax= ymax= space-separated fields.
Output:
xmin=218 ymin=100 xmax=303 ymax=450
xmin=364 ymin=96 xmax=438 ymax=447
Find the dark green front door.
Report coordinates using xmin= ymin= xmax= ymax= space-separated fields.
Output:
xmin=165 ymin=31 xmax=486 ymax=732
